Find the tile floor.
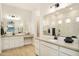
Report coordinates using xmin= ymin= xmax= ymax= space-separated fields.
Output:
xmin=0 ymin=44 xmax=35 ymax=56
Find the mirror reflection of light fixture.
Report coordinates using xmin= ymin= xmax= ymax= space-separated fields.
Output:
xmin=65 ymin=18 xmax=71 ymax=23
xmin=70 ymin=7 xmax=73 ymax=10
xmin=50 ymin=3 xmax=60 ymax=8
xmin=76 ymin=17 xmax=79 ymax=22
xmin=58 ymin=20 xmax=62 ymax=24
xmin=6 ymin=15 xmax=20 ymax=20
xmin=6 ymin=16 xmax=12 ymax=20
xmin=55 ymin=3 xmax=60 ymax=8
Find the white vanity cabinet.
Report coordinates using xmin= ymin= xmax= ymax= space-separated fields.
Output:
xmin=39 ymin=41 xmax=59 ymax=56
xmin=2 ymin=36 xmax=24 ymax=50
xmin=39 ymin=39 xmax=79 ymax=56
xmin=14 ymin=37 xmax=24 ymax=48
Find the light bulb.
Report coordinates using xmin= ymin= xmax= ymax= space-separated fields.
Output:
xmin=58 ymin=20 xmax=62 ymax=24
xmin=76 ymin=17 xmax=79 ymax=22
xmin=65 ymin=18 xmax=71 ymax=23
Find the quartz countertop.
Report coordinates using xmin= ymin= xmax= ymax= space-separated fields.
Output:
xmin=36 ymin=37 xmax=79 ymax=52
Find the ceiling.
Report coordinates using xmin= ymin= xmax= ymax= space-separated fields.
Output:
xmin=2 ymin=3 xmax=55 ymax=11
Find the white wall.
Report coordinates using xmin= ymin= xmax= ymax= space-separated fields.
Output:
xmin=30 ymin=11 xmax=40 ymax=36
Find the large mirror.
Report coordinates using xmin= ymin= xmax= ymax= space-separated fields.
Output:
xmin=43 ymin=4 xmax=79 ymax=37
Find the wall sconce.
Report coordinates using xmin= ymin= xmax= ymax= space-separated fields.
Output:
xmin=58 ymin=20 xmax=62 ymax=24
xmin=6 ymin=15 xmax=21 ymax=20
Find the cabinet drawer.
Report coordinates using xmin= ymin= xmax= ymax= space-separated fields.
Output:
xmin=59 ymin=52 xmax=69 ymax=56
xmin=60 ymin=47 xmax=79 ymax=56
xmin=40 ymin=41 xmax=58 ymax=50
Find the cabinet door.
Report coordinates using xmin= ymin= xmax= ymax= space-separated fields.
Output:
xmin=24 ymin=38 xmax=32 ymax=45
xmin=9 ymin=37 xmax=15 ymax=49
xmin=47 ymin=47 xmax=58 ymax=56
xmin=39 ymin=41 xmax=59 ymax=56
xmin=40 ymin=44 xmax=58 ymax=56
xmin=39 ymin=44 xmax=49 ymax=56
xmin=2 ymin=38 xmax=10 ymax=50
xmin=14 ymin=37 xmax=24 ymax=48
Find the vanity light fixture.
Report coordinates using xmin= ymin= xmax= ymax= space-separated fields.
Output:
xmin=55 ymin=3 xmax=60 ymax=8
xmin=6 ymin=15 xmax=12 ymax=20
xmin=76 ymin=17 xmax=79 ymax=22
xmin=50 ymin=3 xmax=60 ymax=8
xmin=65 ymin=18 xmax=71 ymax=23
xmin=58 ymin=20 xmax=62 ymax=24
xmin=6 ymin=15 xmax=20 ymax=20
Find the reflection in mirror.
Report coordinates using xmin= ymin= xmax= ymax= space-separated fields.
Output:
xmin=43 ymin=4 xmax=79 ymax=38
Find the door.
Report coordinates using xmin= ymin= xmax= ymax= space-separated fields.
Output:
xmin=14 ymin=37 xmax=24 ymax=48
xmin=2 ymin=38 xmax=10 ymax=50
xmin=39 ymin=44 xmax=49 ymax=56
xmin=47 ymin=47 xmax=58 ymax=56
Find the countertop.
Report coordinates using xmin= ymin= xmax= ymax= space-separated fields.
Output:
xmin=1 ymin=34 xmax=33 ymax=38
xmin=36 ymin=37 xmax=79 ymax=52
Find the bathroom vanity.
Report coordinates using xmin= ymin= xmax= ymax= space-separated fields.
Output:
xmin=2 ymin=35 xmax=24 ymax=50
xmin=1 ymin=35 xmax=33 ymax=51
xmin=34 ymin=36 xmax=79 ymax=56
